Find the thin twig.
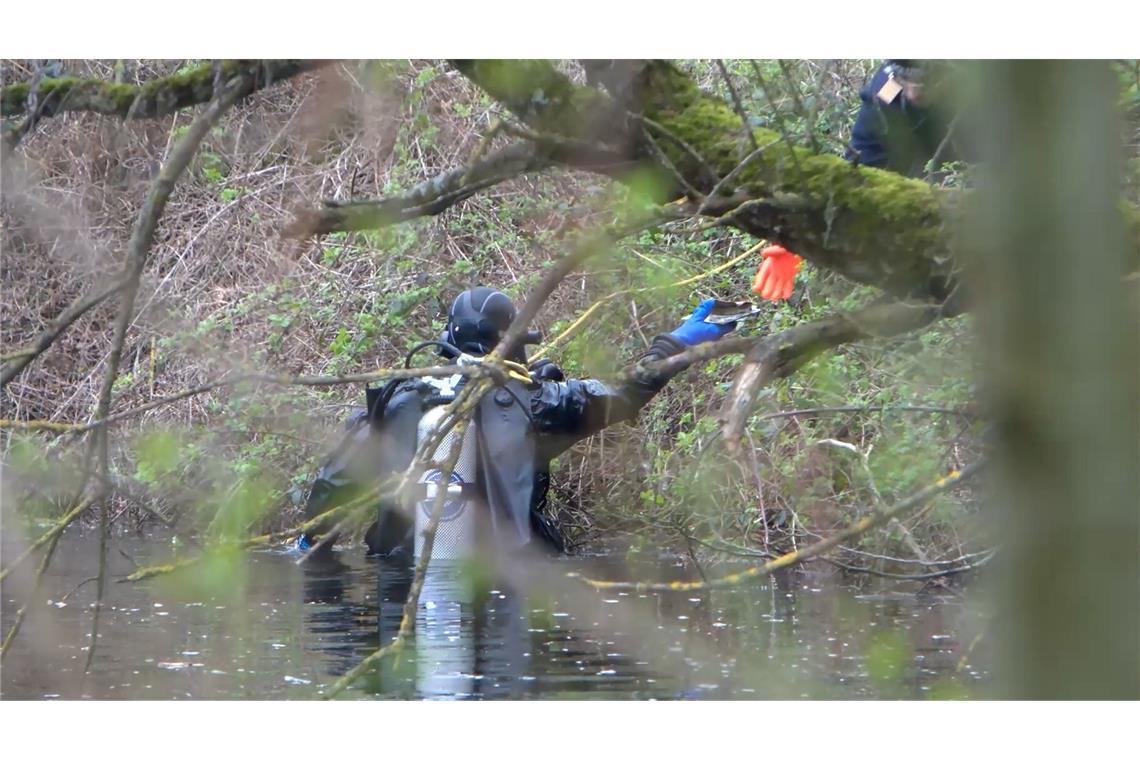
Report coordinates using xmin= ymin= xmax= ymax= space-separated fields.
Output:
xmin=2 ymin=365 xmax=486 ymax=437
xmin=641 ymin=126 xmax=702 ymax=200
xmin=715 ymin=60 xmax=759 ymax=152
xmin=696 ymin=139 xmax=780 ymax=217
xmin=84 ymin=71 xmax=253 ymax=673
xmin=635 ymin=114 xmax=721 ymax=189
xmin=756 ymin=404 xmax=977 ymax=422
xmin=748 ymin=60 xmax=804 ymax=176
xmin=322 ymin=415 xmax=472 ymax=699
xmin=776 ymin=59 xmax=821 ymax=153
xmin=0 ymin=278 xmax=129 ymax=389
xmin=821 ymin=550 xmax=996 ymax=581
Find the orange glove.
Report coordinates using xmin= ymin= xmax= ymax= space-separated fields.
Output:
xmin=751 ymin=244 xmax=803 ymax=301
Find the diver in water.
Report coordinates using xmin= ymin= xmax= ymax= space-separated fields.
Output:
xmin=298 ymin=286 xmax=736 ymax=560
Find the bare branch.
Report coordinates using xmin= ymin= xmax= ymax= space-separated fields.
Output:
xmin=285 ymin=141 xmax=549 ymax=236
xmin=2 ymin=364 xmax=489 ymax=438
xmin=287 ymin=122 xmax=642 ymax=237
xmin=0 ymin=278 xmax=128 ymax=388
xmin=84 ymin=72 xmax=255 ymax=672
xmin=717 ymin=300 xmax=947 ymax=451
xmin=715 ymin=59 xmax=759 ymax=151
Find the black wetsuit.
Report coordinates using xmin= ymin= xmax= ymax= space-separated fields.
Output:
xmin=301 ymin=334 xmax=690 ymax=556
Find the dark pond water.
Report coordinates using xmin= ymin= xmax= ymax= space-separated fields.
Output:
xmin=1 ymin=534 xmax=989 ymax=699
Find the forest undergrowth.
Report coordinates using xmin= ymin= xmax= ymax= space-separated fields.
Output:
xmin=2 ymin=59 xmax=1048 ymax=580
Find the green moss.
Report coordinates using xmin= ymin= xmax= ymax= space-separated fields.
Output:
xmin=1 ymin=61 xmax=248 ymax=119
xmin=632 ymin=61 xmax=958 ymax=298
xmin=454 ymin=60 xmax=607 ymax=138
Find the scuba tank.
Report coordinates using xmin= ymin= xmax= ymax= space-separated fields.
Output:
xmin=413 ymin=373 xmax=479 ymax=699
xmin=414 ymin=375 xmax=480 ymax=560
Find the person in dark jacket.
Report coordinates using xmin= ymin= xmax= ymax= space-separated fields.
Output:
xmin=298 ymin=286 xmax=736 ymax=560
xmin=845 ymin=59 xmax=957 ymax=177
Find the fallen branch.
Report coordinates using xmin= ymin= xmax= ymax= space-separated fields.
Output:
xmin=822 ymin=549 xmax=996 ymax=581
xmin=568 ymin=462 xmax=981 ymax=592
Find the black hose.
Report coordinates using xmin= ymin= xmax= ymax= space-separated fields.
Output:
xmin=403 ymin=340 xmax=460 ymax=368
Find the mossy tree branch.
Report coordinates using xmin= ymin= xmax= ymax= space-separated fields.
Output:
xmin=1 ymin=60 xmax=326 ymax=122
xmin=454 ymin=60 xmax=1140 ymax=304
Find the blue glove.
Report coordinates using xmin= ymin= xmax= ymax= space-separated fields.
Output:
xmin=296 ymin=534 xmax=313 ymax=552
xmin=669 ymin=299 xmax=737 ymax=347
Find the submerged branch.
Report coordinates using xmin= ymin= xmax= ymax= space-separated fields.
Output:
xmin=0 ymin=497 xmax=95 ymax=584
xmin=569 ymin=462 xmax=982 ymax=592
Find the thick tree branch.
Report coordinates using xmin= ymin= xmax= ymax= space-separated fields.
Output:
xmin=454 ymin=60 xmax=1140 ymax=304
xmin=628 ymin=299 xmax=944 ymax=389
xmin=1 ymin=60 xmax=326 ymax=122
xmin=449 ymin=60 xmax=631 ymax=146
xmin=287 ymin=124 xmax=642 ymax=237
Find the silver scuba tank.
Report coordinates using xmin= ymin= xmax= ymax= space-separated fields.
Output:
xmin=414 ymin=400 xmax=479 ymax=560
xmin=414 ymin=375 xmax=480 ymax=698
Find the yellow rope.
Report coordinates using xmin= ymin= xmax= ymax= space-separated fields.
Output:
xmin=530 ymin=239 xmax=767 ymax=361
xmin=567 ymin=466 xmax=974 ymax=593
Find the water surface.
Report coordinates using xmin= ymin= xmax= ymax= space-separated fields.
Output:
xmin=1 ymin=533 xmax=989 ymax=699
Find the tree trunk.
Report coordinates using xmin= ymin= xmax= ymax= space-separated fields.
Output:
xmin=968 ymin=60 xmax=1139 ymax=699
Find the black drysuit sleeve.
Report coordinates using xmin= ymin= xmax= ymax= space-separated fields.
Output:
xmin=530 ymin=333 xmax=690 ymax=458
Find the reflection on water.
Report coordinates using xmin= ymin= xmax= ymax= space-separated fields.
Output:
xmin=0 ymin=534 xmax=989 ymax=699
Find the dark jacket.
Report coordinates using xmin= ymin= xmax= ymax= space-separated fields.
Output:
xmin=302 ymin=334 xmax=690 ymax=556
xmin=845 ymin=61 xmax=954 ymax=177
